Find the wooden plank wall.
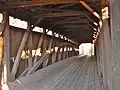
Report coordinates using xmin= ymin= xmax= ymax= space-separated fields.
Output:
xmin=9 ymin=26 xmax=74 ymax=57
xmin=0 ymin=26 xmax=79 ymax=81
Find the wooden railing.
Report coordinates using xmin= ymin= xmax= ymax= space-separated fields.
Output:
xmin=19 ymin=44 xmax=78 ymax=77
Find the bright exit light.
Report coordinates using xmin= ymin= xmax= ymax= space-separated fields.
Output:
xmin=79 ymin=43 xmax=94 ymax=56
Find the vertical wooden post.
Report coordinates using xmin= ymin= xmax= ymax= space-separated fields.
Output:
xmin=65 ymin=46 xmax=68 ymax=59
xmin=0 ymin=37 xmax=3 ymax=80
xmin=11 ymin=22 xmax=31 ymax=78
xmin=70 ymin=47 xmax=73 ymax=56
xmin=63 ymin=46 xmax=66 ymax=59
xmin=48 ymin=38 xmax=53 ymax=50
xmin=72 ymin=47 xmax=77 ymax=56
xmin=108 ymin=0 xmax=120 ymax=89
xmin=67 ymin=47 xmax=70 ymax=58
xmin=33 ymin=34 xmax=44 ymax=65
xmin=0 ymin=13 xmax=6 ymax=35
xmin=60 ymin=46 xmax=64 ymax=60
xmin=68 ymin=47 xmax=71 ymax=57
xmin=52 ymin=33 xmax=56 ymax=51
xmin=102 ymin=19 xmax=112 ymax=90
xmin=41 ymin=29 xmax=47 ymax=55
xmin=28 ymin=32 xmax=33 ymax=70
xmin=95 ymin=42 xmax=101 ymax=77
xmin=47 ymin=37 xmax=54 ymax=65
xmin=55 ymin=47 xmax=60 ymax=62
xmin=47 ymin=53 xmax=52 ymax=65
xmin=67 ymin=46 xmax=69 ymax=58
xmin=99 ymin=25 xmax=106 ymax=88
xmin=42 ymin=29 xmax=51 ymax=66
xmin=67 ymin=47 xmax=69 ymax=58
xmin=51 ymin=33 xmax=56 ymax=63
xmin=71 ymin=47 xmax=75 ymax=56
xmin=2 ymin=12 xmax=11 ymax=83
xmin=0 ymin=13 xmax=5 ymax=83
xmin=70 ymin=47 xmax=72 ymax=57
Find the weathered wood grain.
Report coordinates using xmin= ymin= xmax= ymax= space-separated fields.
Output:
xmin=8 ymin=56 xmax=103 ymax=90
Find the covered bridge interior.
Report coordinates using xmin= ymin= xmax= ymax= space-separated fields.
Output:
xmin=0 ymin=0 xmax=119 ymax=90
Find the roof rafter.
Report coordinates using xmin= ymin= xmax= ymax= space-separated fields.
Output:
xmin=51 ymin=21 xmax=96 ymax=31
xmin=52 ymin=24 xmax=92 ymax=29
xmin=50 ymin=16 xmax=86 ymax=23
xmin=33 ymin=11 xmax=90 ymax=18
xmin=79 ymin=1 xmax=101 ymax=19
xmin=1 ymin=0 xmax=96 ymax=9
xmin=51 ymin=20 xmax=90 ymax=25
xmin=33 ymin=11 xmax=97 ymax=26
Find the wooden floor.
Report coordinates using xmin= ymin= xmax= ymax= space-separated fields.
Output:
xmin=9 ymin=56 xmax=104 ymax=90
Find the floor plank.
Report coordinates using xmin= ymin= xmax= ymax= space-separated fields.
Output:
xmin=8 ymin=56 xmax=104 ymax=90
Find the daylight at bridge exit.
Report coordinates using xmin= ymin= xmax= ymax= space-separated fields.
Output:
xmin=0 ymin=0 xmax=119 ymax=90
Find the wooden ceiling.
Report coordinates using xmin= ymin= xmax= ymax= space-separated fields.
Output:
xmin=0 ymin=0 xmax=107 ymax=44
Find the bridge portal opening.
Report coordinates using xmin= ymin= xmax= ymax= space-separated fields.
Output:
xmin=79 ymin=43 xmax=94 ymax=56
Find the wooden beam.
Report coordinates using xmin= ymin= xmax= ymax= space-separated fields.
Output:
xmin=48 ymin=38 xmax=53 ymax=50
xmin=52 ymin=20 xmax=90 ymax=26
xmin=51 ymin=16 xmax=86 ymax=24
xmin=30 ymin=7 xmax=89 ymax=13
xmin=0 ymin=0 xmax=97 ymax=9
xmin=41 ymin=29 xmax=47 ymax=55
xmin=110 ymin=0 xmax=120 ymax=89
xmin=56 ymin=4 xmax=75 ymax=8
xmin=54 ymin=36 xmax=61 ymax=62
xmin=3 ymin=12 xmax=11 ymax=82
xmin=27 ymin=52 xmax=50 ymax=75
xmin=53 ymin=24 xmax=92 ymax=29
xmin=52 ymin=23 xmax=95 ymax=31
xmin=34 ymin=11 xmax=90 ymax=18
xmin=60 ymin=46 xmax=64 ymax=60
xmin=6 ymin=0 xmax=81 ymax=8
xmin=47 ymin=33 xmax=54 ymax=65
xmin=32 ymin=8 xmax=97 ymax=25
xmin=65 ymin=46 xmax=68 ymax=59
xmin=0 ymin=13 xmax=7 ymax=36
xmin=63 ymin=46 xmax=66 ymax=59
xmin=33 ymin=35 xmax=44 ymax=65
xmin=28 ymin=32 xmax=33 ymax=70
xmin=35 ymin=11 xmax=96 ymax=25
xmin=11 ymin=22 xmax=31 ymax=78
xmin=55 ymin=47 xmax=61 ymax=62
xmin=0 ymin=22 xmax=4 ymax=83
xmin=33 ymin=17 xmax=44 ymax=28
xmin=80 ymin=1 xmax=101 ymax=19
xmin=67 ymin=46 xmax=69 ymax=58
xmin=20 ymin=68 xmax=29 ymax=77
xmin=68 ymin=47 xmax=71 ymax=57
xmin=32 ymin=18 xmax=45 ymax=65
xmin=101 ymin=0 xmax=108 ymax=8
xmin=43 ymin=58 xmax=49 ymax=67
xmin=47 ymin=53 xmax=52 ymax=65
xmin=71 ymin=47 xmax=74 ymax=56
xmin=51 ymin=32 xmax=56 ymax=49
xmin=51 ymin=34 xmax=57 ymax=63
xmin=0 ymin=37 xmax=3 ymax=64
